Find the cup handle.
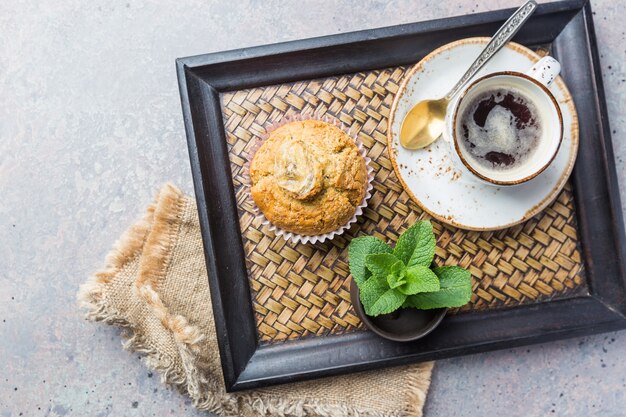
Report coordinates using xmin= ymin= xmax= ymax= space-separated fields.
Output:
xmin=526 ymin=56 xmax=561 ymax=87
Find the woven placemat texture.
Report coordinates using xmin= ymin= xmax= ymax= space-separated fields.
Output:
xmin=221 ymin=66 xmax=587 ymax=344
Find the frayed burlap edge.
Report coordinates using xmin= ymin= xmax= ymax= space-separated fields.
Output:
xmin=78 ymin=183 xmax=433 ymax=417
xmin=77 ymin=184 xmax=239 ymax=415
xmin=131 ymin=184 xmax=238 ymax=415
xmin=404 ymin=362 xmax=433 ymax=417
xmin=76 ymin=200 xmax=155 ymax=318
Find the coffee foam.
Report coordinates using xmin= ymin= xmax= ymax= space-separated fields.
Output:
xmin=461 ymin=88 xmax=542 ymax=172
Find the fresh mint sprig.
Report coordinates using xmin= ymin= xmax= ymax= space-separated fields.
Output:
xmin=349 ymin=220 xmax=472 ymax=317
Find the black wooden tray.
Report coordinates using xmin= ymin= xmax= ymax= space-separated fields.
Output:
xmin=176 ymin=0 xmax=626 ymax=392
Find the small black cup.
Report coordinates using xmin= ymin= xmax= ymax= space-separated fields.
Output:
xmin=350 ymin=278 xmax=447 ymax=342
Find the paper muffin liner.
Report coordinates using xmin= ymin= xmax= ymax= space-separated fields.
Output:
xmin=244 ymin=113 xmax=374 ymax=245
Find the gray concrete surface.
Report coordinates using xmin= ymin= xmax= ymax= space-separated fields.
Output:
xmin=1 ymin=0 xmax=625 ymax=416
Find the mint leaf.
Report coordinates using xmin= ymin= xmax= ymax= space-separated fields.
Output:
xmin=349 ymin=236 xmax=392 ymax=286
xmin=403 ymin=266 xmax=472 ymax=309
xmin=366 ymin=289 xmax=406 ymax=316
xmin=393 ymin=221 xmax=435 ymax=268
xmin=360 ymin=275 xmax=406 ymax=317
xmin=386 ymin=262 xmax=407 ymax=289
xmin=359 ymin=274 xmax=388 ymax=312
xmin=365 ymin=253 xmax=401 ymax=278
xmin=398 ymin=265 xmax=440 ymax=295
xmin=387 ymin=276 xmax=405 ymax=289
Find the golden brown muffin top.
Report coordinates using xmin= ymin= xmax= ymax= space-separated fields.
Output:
xmin=250 ymin=120 xmax=368 ymax=236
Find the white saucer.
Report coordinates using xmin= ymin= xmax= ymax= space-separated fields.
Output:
xmin=388 ymin=38 xmax=579 ymax=231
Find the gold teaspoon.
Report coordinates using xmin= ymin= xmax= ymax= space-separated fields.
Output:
xmin=400 ymin=0 xmax=538 ymax=150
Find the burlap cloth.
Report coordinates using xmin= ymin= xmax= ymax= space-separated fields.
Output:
xmin=77 ymin=183 xmax=433 ymax=417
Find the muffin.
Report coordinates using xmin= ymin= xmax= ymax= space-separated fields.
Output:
xmin=250 ymin=119 xmax=369 ymax=236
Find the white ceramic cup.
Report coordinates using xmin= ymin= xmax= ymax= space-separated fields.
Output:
xmin=443 ymin=56 xmax=563 ymax=186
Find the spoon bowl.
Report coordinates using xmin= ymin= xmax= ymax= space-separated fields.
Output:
xmin=399 ymin=97 xmax=448 ymax=149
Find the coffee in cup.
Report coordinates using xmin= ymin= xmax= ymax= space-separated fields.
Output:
xmin=458 ymin=87 xmax=542 ymax=170
xmin=445 ymin=56 xmax=563 ymax=186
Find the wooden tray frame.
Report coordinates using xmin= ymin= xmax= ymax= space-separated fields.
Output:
xmin=176 ymin=0 xmax=626 ymax=392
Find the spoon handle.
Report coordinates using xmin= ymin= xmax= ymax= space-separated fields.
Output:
xmin=444 ymin=0 xmax=538 ymax=101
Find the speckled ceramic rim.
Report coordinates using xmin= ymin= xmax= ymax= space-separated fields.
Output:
xmin=387 ymin=37 xmax=580 ymax=231
xmin=246 ymin=113 xmax=374 ymax=244
xmin=452 ymin=71 xmax=564 ymax=186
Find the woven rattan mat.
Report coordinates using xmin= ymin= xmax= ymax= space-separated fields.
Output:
xmin=221 ymin=65 xmax=588 ymax=344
